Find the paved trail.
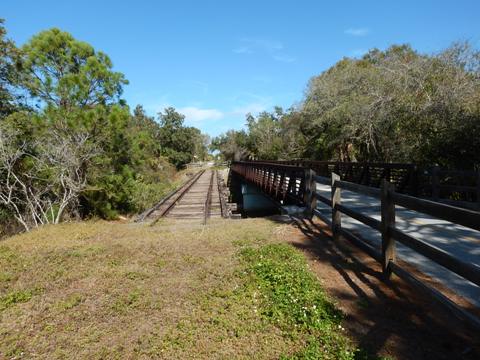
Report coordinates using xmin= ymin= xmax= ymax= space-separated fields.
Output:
xmin=315 ymin=183 xmax=480 ymax=307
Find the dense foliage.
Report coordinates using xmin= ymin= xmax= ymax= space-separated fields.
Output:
xmin=0 ymin=22 xmax=208 ymax=233
xmin=212 ymin=43 xmax=480 ymax=170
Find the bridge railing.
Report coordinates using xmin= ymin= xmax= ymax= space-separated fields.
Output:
xmin=230 ymin=161 xmax=308 ymax=205
xmin=251 ymin=160 xmax=418 ymax=194
xmin=250 ymin=159 xmax=480 ymax=210
xmin=231 ymin=160 xmax=480 ymax=331
xmin=310 ymin=172 xmax=480 ymax=331
xmin=423 ymin=167 xmax=480 ymax=209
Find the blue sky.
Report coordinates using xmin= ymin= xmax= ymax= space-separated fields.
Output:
xmin=3 ymin=0 xmax=480 ymax=136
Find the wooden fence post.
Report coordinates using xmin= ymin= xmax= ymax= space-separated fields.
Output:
xmin=303 ymin=169 xmax=317 ymax=218
xmin=331 ymin=173 xmax=341 ymax=241
xmin=432 ymin=166 xmax=440 ymax=201
xmin=410 ymin=165 xmax=418 ymax=197
xmin=476 ymin=171 xmax=480 ymax=211
xmin=381 ymin=179 xmax=396 ymax=278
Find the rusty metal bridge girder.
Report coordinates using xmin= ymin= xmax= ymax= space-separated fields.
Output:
xmin=247 ymin=160 xmax=419 ymax=196
xmin=230 ymin=161 xmax=309 ymax=206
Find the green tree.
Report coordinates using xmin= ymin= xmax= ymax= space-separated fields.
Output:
xmin=302 ymin=43 xmax=480 ymax=168
xmin=0 ymin=23 xmax=213 ymax=232
xmin=191 ymin=129 xmax=210 ymax=162
xmin=19 ymin=28 xmax=128 ymax=110
xmin=246 ymin=108 xmax=284 ymax=160
xmin=0 ymin=19 xmax=21 ymax=118
xmin=211 ymin=129 xmax=252 ymax=161
xmin=157 ymin=107 xmax=196 ymax=168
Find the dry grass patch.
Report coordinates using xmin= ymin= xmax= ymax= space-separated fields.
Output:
xmin=0 ymin=217 xmax=365 ymax=359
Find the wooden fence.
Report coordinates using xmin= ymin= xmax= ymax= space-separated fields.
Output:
xmin=309 ymin=172 xmax=480 ymax=331
xmin=231 ymin=161 xmax=480 ymax=331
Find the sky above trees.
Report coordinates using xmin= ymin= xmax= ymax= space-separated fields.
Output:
xmin=3 ymin=0 xmax=479 ymax=136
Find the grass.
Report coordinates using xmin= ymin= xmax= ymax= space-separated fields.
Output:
xmin=0 ymin=289 xmax=36 ymax=311
xmin=0 ymin=218 xmax=377 ymax=359
xmin=239 ymin=244 xmax=353 ymax=359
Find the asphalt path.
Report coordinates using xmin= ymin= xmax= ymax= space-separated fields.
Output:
xmin=315 ymin=183 xmax=480 ymax=307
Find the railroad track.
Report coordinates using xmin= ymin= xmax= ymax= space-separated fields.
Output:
xmin=140 ymin=170 xmax=223 ymax=224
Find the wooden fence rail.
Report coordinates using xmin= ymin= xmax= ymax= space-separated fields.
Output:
xmin=231 ymin=161 xmax=480 ymax=331
xmin=305 ymin=171 xmax=480 ymax=331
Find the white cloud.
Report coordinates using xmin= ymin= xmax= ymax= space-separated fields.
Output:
xmin=177 ymin=106 xmax=224 ymax=122
xmin=142 ymin=92 xmax=275 ymax=135
xmin=344 ymin=28 xmax=370 ymax=37
xmin=273 ymin=54 xmax=296 ymax=63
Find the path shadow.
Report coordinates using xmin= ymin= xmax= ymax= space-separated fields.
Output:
xmin=275 ymin=214 xmax=480 ymax=360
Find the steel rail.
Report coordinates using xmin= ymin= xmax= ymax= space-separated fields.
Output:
xmin=203 ymin=170 xmax=214 ymax=225
xmin=150 ymin=170 xmax=205 ymax=224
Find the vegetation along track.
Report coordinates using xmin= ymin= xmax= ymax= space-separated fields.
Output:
xmin=140 ymin=170 xmax=223 ymax=224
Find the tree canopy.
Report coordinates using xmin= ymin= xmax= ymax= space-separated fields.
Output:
xmin=19 ymin=28 xmax=128 ymax=109
xmin=0 ymin=22 xmax=209 ymax=234
xmin=213 ymin=42 xmax=480 ymax=170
